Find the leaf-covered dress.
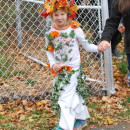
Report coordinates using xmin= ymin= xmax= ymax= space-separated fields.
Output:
xmin=45 ymin=22 xmax=98 ymax=130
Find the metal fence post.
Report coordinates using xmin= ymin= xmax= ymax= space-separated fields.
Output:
xmin=15 ymin=0 xmax=22 ymax=48
xmin=101 ymin=0 xmax=115 ymax=96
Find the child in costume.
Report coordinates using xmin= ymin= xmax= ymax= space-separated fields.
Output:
xmin=41 ymin=0 xmax=110 ymax=129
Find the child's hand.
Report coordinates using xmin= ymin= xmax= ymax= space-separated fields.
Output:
xmin=98 ymin=41 xmax=111 ymax=52
xmin=118 ymin=25 xmax=125 ymax=33
xmin=52 ymin=64 xmax=61 ymax=72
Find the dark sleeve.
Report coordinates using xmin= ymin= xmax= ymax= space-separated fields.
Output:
xmin=101 ymin=1 xmax=122 ymax=42
xmin=108 ymin=0 xmax=113 ymax=16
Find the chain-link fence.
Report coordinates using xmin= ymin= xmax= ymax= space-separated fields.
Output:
xmin=0 ymin=0 xmax=114 ymax=104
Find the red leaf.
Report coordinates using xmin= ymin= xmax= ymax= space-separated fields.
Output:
xmin=70 ymin=0 xmax=75 ymax=6
xmin=41 ymin=11 xmax=49 ymax=18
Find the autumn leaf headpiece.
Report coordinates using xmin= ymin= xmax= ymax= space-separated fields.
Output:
xmin=41 ymin=0 xmax=78 ymax=19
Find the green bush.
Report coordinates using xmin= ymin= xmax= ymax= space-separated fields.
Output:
xmin=116 ymin=60 xmax=128 ymax=75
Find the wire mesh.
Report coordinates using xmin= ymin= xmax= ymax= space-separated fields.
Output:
xmin=0 ymin=0 xmax=110 ymax=104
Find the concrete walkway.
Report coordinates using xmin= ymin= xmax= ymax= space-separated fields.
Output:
xmin=84 ymin=122 xmax=130 ymax=130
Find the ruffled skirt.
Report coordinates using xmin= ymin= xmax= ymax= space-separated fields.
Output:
xmin=57 ymin=69 xmax=90 ymax=130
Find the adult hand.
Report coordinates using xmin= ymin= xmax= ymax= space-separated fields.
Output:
xmin=98 ymin=40 xmax=111 ymax=52
xmin=52 ymin=64 xmax=61 ymax=72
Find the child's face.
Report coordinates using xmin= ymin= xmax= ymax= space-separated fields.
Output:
xmin=52 ymin=9 xmax=68 ymax=28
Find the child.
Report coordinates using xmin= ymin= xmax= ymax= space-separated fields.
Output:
xmin=41 ymin=0 xmax=110 ymax=129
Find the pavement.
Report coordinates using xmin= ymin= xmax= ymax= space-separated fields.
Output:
xmin=84 ymin=122 xmax=130 ymax=130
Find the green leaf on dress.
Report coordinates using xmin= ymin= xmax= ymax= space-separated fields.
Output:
xmin=60 ymin=32 xmax=69 ymax=38
xmin=57 ymin=44 xmax=63 ymax=49
xmin=85 ymin=36 xmax=92 ymax=44
xmin=66 ymin=41 xmax=70 ymax=46
xmin=55 ymin=56 xmax=60 ymax=61
xmin=62 ymin=55 xmax=68 ymax=62
xmin=69 ymin=30 xmax=75 ymax=38
xmin=68 ymin=49 xmax=72 ymax=53
xmin=45 ymin=34 xmax=54 ymax=41
xmin=45 ymin=26 xmax=51 ymax=31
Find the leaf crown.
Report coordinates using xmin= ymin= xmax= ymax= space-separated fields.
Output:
xmin=41 ymin=0 xmax=78 ymax=19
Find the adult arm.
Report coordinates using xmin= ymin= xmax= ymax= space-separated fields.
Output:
xmin=101 ymin=0 xmax=122 ymax=42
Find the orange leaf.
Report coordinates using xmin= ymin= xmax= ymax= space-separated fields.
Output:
xmin=71 ymin=21 xmax=80 ymax=29
xmin=84 ymin=67 xmax=88 ymax=70
xmin=48 ymin=45 xmax=54 ymax=52
xmin=113 ymin=73 xmax=121 ymax=77
xmin=50 ymin=31 xmax=59 ymax=38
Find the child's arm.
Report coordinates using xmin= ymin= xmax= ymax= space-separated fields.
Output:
xmin=75 ymin=27 xmax=110 ymax=52
xmin=75 ymin=27 xmax=99 ymax=52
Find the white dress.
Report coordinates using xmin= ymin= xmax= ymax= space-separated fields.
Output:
xmin=45 ymin=24 xmax=98 ymax=130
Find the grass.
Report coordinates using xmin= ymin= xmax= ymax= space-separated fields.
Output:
xmin=9 ymin=70 xmax=28 ymax=77
xmin=89 ymin=103 xmax=98 ymax=109
xmin=0 ymin=108 xmax=58 ymax=130
xmin=26 ymin=79 xmax=37 ymax=85
xmin=0 ymin=96 xmax=129 ymax=130
xmin=0 ymin=56 xmax=11 ymax=78
xmin=121 ymin=97 xmax=130 ymax=106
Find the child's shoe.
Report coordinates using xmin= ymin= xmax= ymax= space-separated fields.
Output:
xmin=73 ymin=120 xmax=87 ymax=130
xmin=128 ymin=71 xmax=130 ymax=86
xmin=54 ymin=125 xmax=63 ymax=130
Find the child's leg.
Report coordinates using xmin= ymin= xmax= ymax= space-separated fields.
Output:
xmin=57 ymin=69 xmax=89 ymax=130
xmin=75 ymin=105 xmax=90 ymax=120
xmin=59 ymin=104 xmax=75 ymax=130
xmin=59 ymin=102 xmax=89 ymax=130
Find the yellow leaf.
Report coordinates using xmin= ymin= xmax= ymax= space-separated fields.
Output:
xmin=0 ymin=112 xmax=5 ymax=115
xmin=36 ymin=100 xmax=49 ymax=106
xmin=113 ymin=73 xmax=121 ymax=77
xmin=0 ymin=104 xmax=3 ymax=111
xmin=97 ymin=116 xmax=103 ymax=119
xmin=106 ymin=117 xmax=113 ymax=125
